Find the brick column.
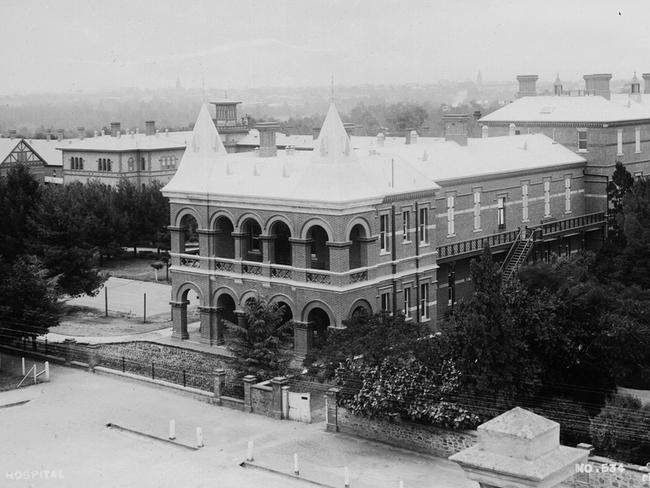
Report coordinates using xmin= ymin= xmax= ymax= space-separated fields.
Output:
xmin=574 ymin=443 xmax=594 ymax=487
xmin=235 ymin=309 xmax=247 ymax=330
xmin=232 ymin=232 xmax=247 ymax=260
xmin=86 ymin=343 xmax=100 ymax=372
xmin=327 ymin=240 xmax=351 ymax=286
xmin=293 ymin=321 xmax=313 ymax=358
xmin=62 ymin=338 xmax=76 ymax=365
xmin=243 ymin=375 xmax=257 ymax=413
xmin=325 ymin=387 xmax=340 ymax=432
xmin=170 ymin=300 xmax=189 ymax=340
xmin=197 ymin=229 xmax=216 ymax=270
xmin=270 ymin=376 xmax=288 ymax=419
xmin=199 ymin=306 xmax=218 ymax=345
xmin=168 ymin=225 xmax=185 ymax=265
xmin=260 ymin=234 xmax=275 ymax=281
xmin=213 ymin=368 xmax=226 ymax=405
xmin=361 ymin=236 xmax=379 ymax=279
xmin=215 ymin=306 xmax=226 ymax=346
xmin=289 ymin=238 xmax=311 ymax=281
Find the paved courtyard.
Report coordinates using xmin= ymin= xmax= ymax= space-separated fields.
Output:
xmin=0 ymin=364 xmax=474 ymax=488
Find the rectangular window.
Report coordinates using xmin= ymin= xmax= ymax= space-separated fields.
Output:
xmin=403 ymin=287 xmax=411 ymax=318
xmin=473 ymin=191 xmax=481 ymax=230
xmin=420 ymin=283 xmax=429 ymax=320
xmin=636 ymin=127 xmax=641 ymax=154
xmin=578 ymin=130 xmax=587 ymax=151
xmin=497 ymin=196 xmax=506 ymax=229
xmin=380 ymin=291 xmax=391 ymax=313
xmin=446 ymin=196 xmax=455 ymax=236
xmin=448 ymin=269 xmax=456 ymax=308
xmin=522 ymin=183 xmax=529 ymax=221
xmin=419 ymin=207 xmax=428 ymax=244
xmin=402 ymin=210 xmax=410 ymax=242
xmin=544 ymin=180 xmax=551 ymax=217
xmin=564 ymin=177 xmax=571 ymax=213
xmin=617 ymin=129 xmax=624 ymax=156
xmin=141 ymin=157 xmax=146 ymax=171
xmin=379 ymin=214 xmax=389 ymax=252
xmin=634 ymin=171 xmax=643 ymax=180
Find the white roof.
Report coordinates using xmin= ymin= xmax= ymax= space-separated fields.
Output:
xmin=57 ymin=131 xmax=191 ymax=152
xmin=163 ymin=104 xmax=439 ymax=208
xmin=28 ymin=139 xmax=64 ymax=167
xmin=481 ymin=93 xmax=650 ymax=124
xmin=0 ymin=139 xmax=20 ymax=163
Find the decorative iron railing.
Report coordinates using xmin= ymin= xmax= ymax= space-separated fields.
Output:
xmin=242 ymin=264 xmax=263 ymax=276
xmin=306 ymin=272 xmax=331 ymax=284
xmin=179 ymin=256 xmax=200 ymax=268
xmin=539 ymin=211 xmax=606 ymax=236
xmin=215 ymin=261 xmax=234 ymax=272
xmin=270 ymin=267 xmax=292 ymax=279
xmin=437 ymin=229 xmax=520 ymax=259
xmin=349 ymin=270 xmax=368 ymax=283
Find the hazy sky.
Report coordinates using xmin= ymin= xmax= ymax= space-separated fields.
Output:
xmin=4 ymin=0 xmax=650 ymax=94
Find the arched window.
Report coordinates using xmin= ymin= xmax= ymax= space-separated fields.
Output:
xmin=140 ymin=157 xmax=146 ymax=171
xmin=127 ymin=157 xmax=134 ymax=171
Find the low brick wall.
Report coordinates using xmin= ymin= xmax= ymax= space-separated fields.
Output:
xmin=337 ymin=407 xmax=477 ymax=457
xmin=251 ymin=382 xmax=273 ymax=417
xmin=564 ymin=457 xmax=650 ymax=488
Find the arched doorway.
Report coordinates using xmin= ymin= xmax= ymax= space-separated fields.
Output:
xmin=275 ymin=301 xmax=294 ymax=324
xmin=307 ymin=225 xmax=329 ymax=270
xmin=216 ymin=293 xmax=236 ymax=325
xmin=241 ymin=218 xmax=263 ymax=262
xmin=350 ymin=305 xmax=371 ymax=321
xmin=349 ymin=224 xmax=368 ymax=269
xmin=179 ymin=213 xmax=199 ymax=254
xmin=270 ymin=221 xmax=292 ymax=265
xmin=173 ymin=284 xmax=201 ymax=340
xmin=214 ymin=216 xmax=235 ymax=258
xmin=307 ymin=307 xmax=330 ymax=346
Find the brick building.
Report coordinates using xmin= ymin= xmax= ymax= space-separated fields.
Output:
xmin=480 ymin=72 xmax=650 ymax=212
xmin=163 ymin=103 xmax=605 ymax=354
xmin=0 ymin=136 xmax=61 ymax=183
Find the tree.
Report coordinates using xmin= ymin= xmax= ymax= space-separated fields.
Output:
xmin=226 ymin=296 xmax=293 ymax=378
xmin=0 ymin=256 xmax=60 ymax=346
xmin=605 ymin=162 xmax=634 ymax=249
xmin=590 ymin=394 xmax=650 ymax=464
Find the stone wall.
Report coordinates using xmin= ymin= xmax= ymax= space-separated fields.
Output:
xmin=560 ymin=456 xmax=650 ymax=488
xmin=336 ymin=407 xmax=477 ymax=457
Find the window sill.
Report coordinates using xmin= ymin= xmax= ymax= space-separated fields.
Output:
xmin=402 ymin=240 xmax=412 ymax=245
xmin=617 ymin=153 xmax=624 ymax=157
xmin=379 ymin=250 xmax=391 ymax=256
xmin=522 ymin=219 xmax=530 ymax=223
xmin=472 ymin=228 xmax=483 ymax=233
xmin=419 ymin=242 xmax=430 ymax=248
xmin=564 ymin=211 xmax=572 ymax=215
xmin=446 ymin=234 xmax=456 ymax=238
xmin=577 ymin=149 xmax=588 ymax=153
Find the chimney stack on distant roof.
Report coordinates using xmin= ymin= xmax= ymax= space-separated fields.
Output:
xmin=376 ymin=132 xmax=385 ymax=147
xmin=553 ymin=73 xmax=563 ymax=96
xmin=45 ymin=129 xmax=51 ymax=141
xmin=9 ymin=130 xmax=16 ymax=140
xmin=481 ymin=125 xmax=488 ymax=138
xmin=77 ymin=127 xmax=85 ymax=140
xmin=405 ymin=129 xmax=418 ymax=145
xmin=443 ymin=114 xmax=469 ymax=146
xmin=145 ymin=120 xmax=155 ymax=136
xmin=583 ymin=73 xmax=612 ymax=100
xmin=643 ymin=73 xmax=650 ymax=94
xmin=256 ymin=121 xmax=279 ymax=157
xmin=343 ymin=123 xmax=355 ymax=139
xmin=312 ymin=126 xmax=321 ymax=140
xmin=110 ymin=122 xmax=121 ymax=137
xmin=57 ymin=129 xmax=64 ymax=141
xmin=516 ymin=75 xmax=538 ymax=98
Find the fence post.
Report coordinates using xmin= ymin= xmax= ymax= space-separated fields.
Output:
xmin=122 ymin=356 xmax=125 ymax=373
xmin=270 ymin=376 xmax=288 ymax=420
xmin=246 ymin=440 xmax=254 ymax=462
xmin=325 ymin=387 xmax=340 ymax=432
xmin=196 ymin=427 xmax=204 ymax=448
xmin=282 ymin=385 xmax=290 ymax=420
xmin=21 ymin=357 xmax=25 ymax=376
xmin=243 ymin=375 xmax=257 ymax=413
xmin=169 ymin=420 xmax=176 ymax=440
xmin=151 ymin=361 xmax=155 ymax=380
xmin=213 ymin=369 xmax=226 ymax=405
xmin=62 ymin=338 xmax=76 ymax=366
xmin=183 ymin=370 xmax=186 ymax=388
xmin=86 ymin=344 xmax=100 ymax=372
xmin=44 ymin=361 xmax=50 ymax=381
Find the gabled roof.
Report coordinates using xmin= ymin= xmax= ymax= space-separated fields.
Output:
xmin=28 ymin=139 xmax=63 ymax=167
xmin=0 ymin=139 xmax=21 ymax=163
xmin=480 ymin=94 xmax=650 ymax=124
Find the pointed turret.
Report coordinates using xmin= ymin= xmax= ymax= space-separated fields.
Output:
xmin=190 ymin=104 xmax=227 ymax=157
xmin=311 ymin=103 xmax=355 ymax=164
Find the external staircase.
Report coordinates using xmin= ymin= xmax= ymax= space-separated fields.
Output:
xmin=501 ymin=228 xmax=535 ymax=283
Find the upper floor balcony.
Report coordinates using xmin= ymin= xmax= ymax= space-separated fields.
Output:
xmin=436 ymin=211 xmax=606 ymax=262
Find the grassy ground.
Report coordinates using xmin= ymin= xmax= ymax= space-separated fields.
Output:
xmin=0 ymin=371 xmax=25 ymax=392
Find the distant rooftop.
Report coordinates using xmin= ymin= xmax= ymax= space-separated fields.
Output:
xmin=56 ymin=131 xmax=191 ymax=152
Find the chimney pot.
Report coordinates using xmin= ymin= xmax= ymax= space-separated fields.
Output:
xmin=46 ymin=129 xmax=52 ymax=141
xmin=509 ymin=123 xmax=516 ymax=136
xmin=145 ymin=120 xmax=155 ymax=136
xmin=406 ymin=129 xmax=418 ymax=145
xmin=57 ymin=129 xmax=64 ymax=141
xmin=642 ymin=73 xmax=650 ymax=94
xmin=77 ymin=127 xmax=85 ymax=140
xmin=377 ymin=132 xmax=385 ymax=147
xmin=443 ymin=114 xmax=470 ymax=146
xmin=343 ymin=123 xmax=355 ymax=138
xmin=516 ymin=75 xmax=539 ymax=98
xmin=93 ymin=130 xmax=98 ymax=138
xmin=110 ymin=122 xmax=121 ymax=137
xmin=482 ymin=125 xmax=489 ymax=138
xmin=256 ymin=121 xmax=280 ymax=157
xmin=9 ymin=129 xmax=16 ymax=140
xmin=312 ymin=126 xmax=321 ymax=140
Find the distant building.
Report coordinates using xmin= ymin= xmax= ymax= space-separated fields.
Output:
xmin=480 ymin=72 xmax=650 ymax=211
xmin=161 ymin=103 xmax=604 ymax=354
xmin=59 ymin=122 xmax=190 ymax=186
xmin=0 ymin=135 xmax=61 ymax=183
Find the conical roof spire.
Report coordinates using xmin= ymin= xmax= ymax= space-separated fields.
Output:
xmin=311 ymin=102 xmax=355 ymax=164
xmin=190 ymin=104 xmax=227 ymax=157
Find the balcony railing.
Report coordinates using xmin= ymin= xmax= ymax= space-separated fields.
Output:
xmin=349 ymin=270 xmax=368 ymax=283
xmin=242 ymin=264 xmax=263 ymax=276
xmin=270 ymin=267 xmax=292 ymax=280
xmin=437 ymin=211 xmax=607 ymax=260
xmin=215 ymin=261 xmax=234 ymax=272
xmin=179 ymin=255 xmax=200 ymax=268
xmin=306 ymin=271 xmax=331 ymax=284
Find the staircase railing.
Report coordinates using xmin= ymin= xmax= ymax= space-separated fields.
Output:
xmin=499 ymin=227 xmax=523 ymax=273
xmin=501 ymin=227 xmax=536 ymax=282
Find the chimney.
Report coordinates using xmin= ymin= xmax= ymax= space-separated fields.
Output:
xmin=110 ymin=122 xmax=121 ymax=137
xmin=481 ymin=125 xmax=488 ymax=138
xmin=583 ymin=73 xmax=612 ymax=100
xmin=312 ymin=126 xmax=321 ymax=140
xmin=9 ymin=129 xmax=16 ymax=140
xmin=630 ymin=72 xmax=642 ymax=102
xmin=57 ymin=129 xmax=64 ymax=141
xmin=343 ymin=123 xmax=355 ymax=139
xmin=405 ymin=129 xmax=418 ymax=145
xmin=46 ymin=129 xmax=52 ymax=141
xmin=516 ymin=75 xmax=538 ymax=98
xmin=256 ymin=121 xmax=279 ymax=157
xmin=145 ymin=120 xmax=155 ymax=136
xmin=443 ymin=114 xmax=469 ymax=146
xmin=77 ymin=127 xmax=85 ymax=140
xmin=376 ymin=132 xmax=385 ymax=147
xmin=553 ymin=73 xmax=563 ymax=96
xmin=93 ymin=130 xmax=98 ymax=138
xmin=509 ymin=123 xmax=516 ymax=136
xmin=643 ymin=73 xmax=650 ymax=94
